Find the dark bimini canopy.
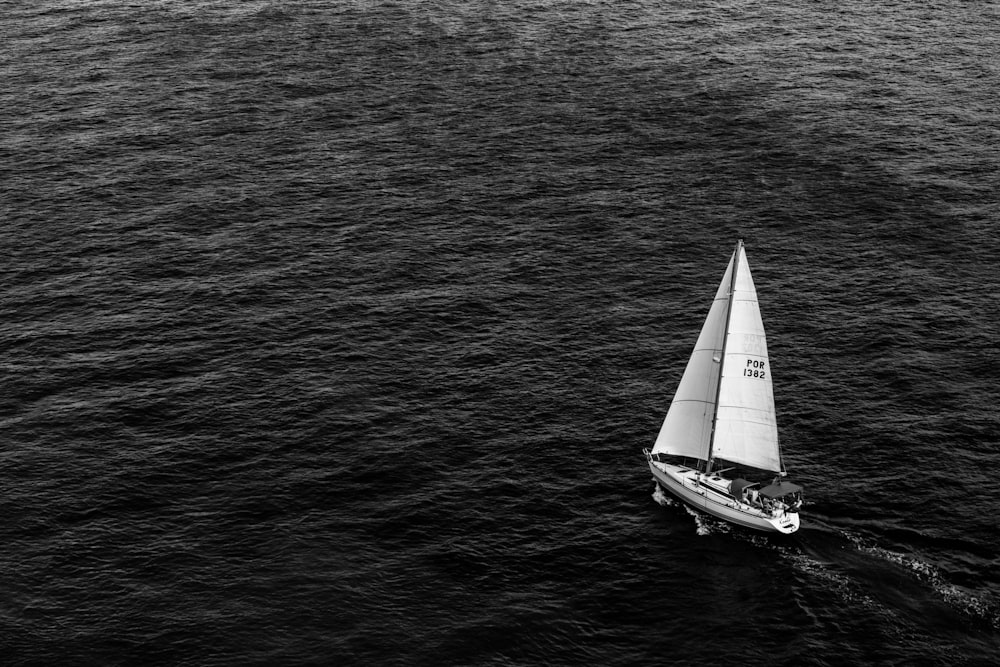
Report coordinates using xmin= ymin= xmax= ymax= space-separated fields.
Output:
xmin=759 ymin=481 xmax=803 ymax=499
xmin=729 ymin=479 xmax=758 ymax=497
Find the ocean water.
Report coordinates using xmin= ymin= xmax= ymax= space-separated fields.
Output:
xmin=2 ymin=1 xmax=999 ymax=665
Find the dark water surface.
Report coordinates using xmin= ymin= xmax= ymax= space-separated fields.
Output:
xmin=3 ymin=1 xmax=999 ymax=665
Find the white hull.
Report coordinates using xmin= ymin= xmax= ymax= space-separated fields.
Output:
xmin=648 ymin=460 xmax=799 ymax=534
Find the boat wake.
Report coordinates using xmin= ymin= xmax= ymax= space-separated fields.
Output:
xmin=841 ymin=531 xmax=1000 ymax=630
xmin=782 ymin=547 xmax=883 ymax=612
xmin=741 ymin=526 xmax=1000 ymax=634
xmin=709 ymin=521 xmax=1000 ymax=633
xmin=650 ymin=481 xmax=998 ymax=630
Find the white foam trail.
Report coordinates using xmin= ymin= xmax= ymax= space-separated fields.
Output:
xmin=784 ymin=550 xmax=881 ymax=611
xmin=843 ymin=531 xmax=1000 ymax=628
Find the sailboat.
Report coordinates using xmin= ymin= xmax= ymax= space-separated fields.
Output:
xmin=643 ymin=240 xmax=803 ymax=534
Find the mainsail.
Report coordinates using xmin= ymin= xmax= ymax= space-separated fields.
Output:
xmin=651 ymin=242 xmax=782 ymax=473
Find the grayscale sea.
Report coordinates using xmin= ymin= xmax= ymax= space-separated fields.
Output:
xmin=2 ymin=1 xmax=999 ymax=665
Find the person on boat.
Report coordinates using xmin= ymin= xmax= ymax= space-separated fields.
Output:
xmin=789 ymin=493 xmax=803 ymax=512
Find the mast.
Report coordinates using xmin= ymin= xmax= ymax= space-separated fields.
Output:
xmin=705 ymin=239 xmax=742 ymax=474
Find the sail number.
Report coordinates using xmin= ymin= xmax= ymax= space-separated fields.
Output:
xmin=743 ymin=359 xmax=766 ymax=379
